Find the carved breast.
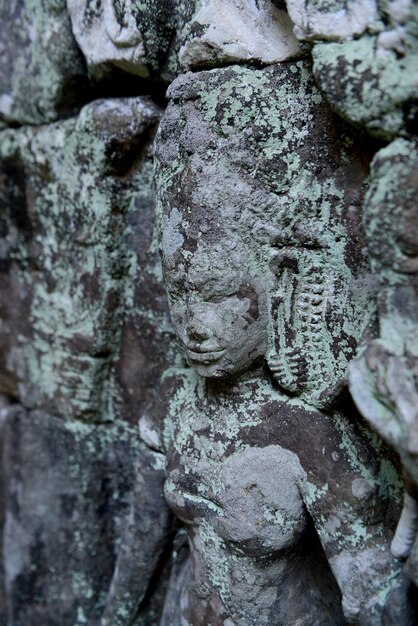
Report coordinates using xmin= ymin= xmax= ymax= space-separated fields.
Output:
xmin=165 ymin=425 xmax=307 ymax=557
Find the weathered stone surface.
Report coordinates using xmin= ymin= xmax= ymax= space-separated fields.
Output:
xmin=0 ymin=0 xmax=90 ymax=127
xmin=67 ymin=0 xmax=196 ymax=82
xmin=286 ymin=0 xmax=418 ymax=139
xmin=0 ymin=92 xmax=179 ymax=624
xmin=349 ymin=139 xmax=418 ymax=587
xmin=0 ymin=96 xmax=175 ymax=424
xmin=178 ymin=0 xmax=303 ymax=69
xmin=67 ymin=1 xmax=303 ymax=81
xmin=0 ymin=404 xmax=172 ymax=626
xmin=286 ymin=0 xmax=378 ymax=41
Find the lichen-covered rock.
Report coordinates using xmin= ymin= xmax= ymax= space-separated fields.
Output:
xmin=311 ymin=28 xmax=418 ymax=140
xmin=286 ymin=0 xmax=418 ymax=139
xmin=0 ymin=96 xmax=175 ymax=423
xmin=0 ymin=0 xmax=90 ymax=127
xmin=178 ymin=0 xmax=303 ymax=69
xmin=286 ymin=0 xmax=378 ymax=41
xmin=66 ymin=0 xmax=196 ymax=82
xmin=0 ymin=404 xmax=171 ymax=626
xmin=112 ymin=171 xmax=179 ymax=426
xmin=349 ymin=138 xmax=418 ymax=586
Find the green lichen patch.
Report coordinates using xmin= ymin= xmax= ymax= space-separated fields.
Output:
xmin=0 ymin=96 xmax=169 ymax=422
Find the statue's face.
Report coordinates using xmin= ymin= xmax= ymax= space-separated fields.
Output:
xmin=164 ymin=241 xmax=268 ymax=378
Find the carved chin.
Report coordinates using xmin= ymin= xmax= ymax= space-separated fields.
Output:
xmin=187 ymin=353 xmax=250 ymax=378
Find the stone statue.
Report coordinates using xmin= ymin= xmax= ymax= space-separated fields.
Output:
xmin=147 ymin=61 xmax=412 ymax=624
xmin=154 ymin=235 xmax=404 ymax=625
xmin=349 ymin=139 xmax=418 ymax=586
xmin=95 ymin=59 xmax=412 ymax=625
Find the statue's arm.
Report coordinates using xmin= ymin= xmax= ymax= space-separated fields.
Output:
xmin=299 ymin=412 xmax=412 ymax=625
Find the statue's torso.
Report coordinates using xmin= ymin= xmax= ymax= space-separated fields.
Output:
xmin=163 ymin=373 xmax=344 ymax=625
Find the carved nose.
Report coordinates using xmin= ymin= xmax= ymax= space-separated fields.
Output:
xmin=186 ymin=318 xmax=213 ymax=342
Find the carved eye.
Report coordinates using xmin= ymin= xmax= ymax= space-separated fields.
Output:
xmin=208 ymin=293 xmax=237 ymax=304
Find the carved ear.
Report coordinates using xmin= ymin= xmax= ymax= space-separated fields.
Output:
xmin=267 ymin=245 xmax=367 ymax=410
xmin=269 ymin=248 xmax=300 ymax=274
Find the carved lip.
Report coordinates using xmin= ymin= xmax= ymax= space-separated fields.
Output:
xmin=186 ymin=348 xmax=225 ymax=364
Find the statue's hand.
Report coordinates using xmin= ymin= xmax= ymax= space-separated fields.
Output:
xmin=391 ymin=491 xmax=418 ymax=560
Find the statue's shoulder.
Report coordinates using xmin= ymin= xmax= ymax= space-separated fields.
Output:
xmin=251 ymin=392 xmax=395 ymax=496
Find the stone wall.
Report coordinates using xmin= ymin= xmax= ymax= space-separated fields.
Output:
xmin=0 ymin=1 xmax=417 ymax=625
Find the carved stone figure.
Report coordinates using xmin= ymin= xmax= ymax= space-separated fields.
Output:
xmin=156 ymin=60 xmax=377 ymax=411
xmin=148 ymin=62 xmax=412 ymax=624
xmin=349 ymin=139 xmax=418 ymax=586
xmin=155 ymin=244 xmax=403 ymax=624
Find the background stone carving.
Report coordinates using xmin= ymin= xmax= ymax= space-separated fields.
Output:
xmin=0 ymin=92 xmax=177 ymax=623
xmin=349 ymin=139 xmax=418 ymax=585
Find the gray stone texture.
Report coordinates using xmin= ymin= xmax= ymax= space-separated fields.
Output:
xmin=178 ymin=0 xmax=303 ymax=69
xmin=66 ymin=0 xmax=196 ymax=83
xmin=0 ymin=96 xmax=175 ymax=423
xmin=0 ymin=94 xmax=178 ymax=623
xmin=0 ymin=0 xmax=90 ymax=127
